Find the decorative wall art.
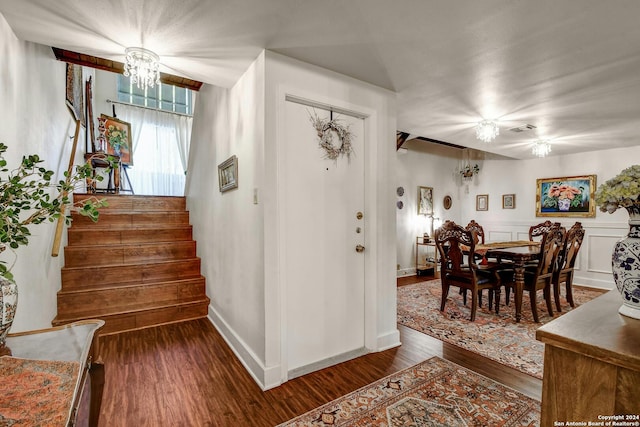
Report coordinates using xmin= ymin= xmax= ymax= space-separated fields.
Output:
xmin=65 ymin=63 xmax=84 ymax=123
xmin=476 ymin=194 xmax=488 ymax=211
xmin=99 ymin=114 xmax=132 ymax=165
xmin=502 ymin=194 xmax=516 ymax=209
xmin=309 ymin=112 xmax=354 ymax=161
xmin=218 ymin=155 xmax=238 ymax=192
xmin=417 ymin=186 xmax=433 ymax=215
xmin=443 ymin=195 xmax=452 ymax=210
xmin=536 ymin=175 xmax=596 ymax=217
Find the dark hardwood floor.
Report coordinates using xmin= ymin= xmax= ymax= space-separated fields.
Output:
xmin=97 ymin=274 xmax=541 ymax=427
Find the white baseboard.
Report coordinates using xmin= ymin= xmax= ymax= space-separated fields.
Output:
xmin=397 ymin=268 xmax=416 ymax=277
xmin=207 ymin=304 xmax=282 ymax=391
xmin=377 ymin=328 xmax=401 ymax=351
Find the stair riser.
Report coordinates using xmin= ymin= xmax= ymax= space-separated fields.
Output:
xmin=67 ymin=227 xmax=193 ymax=245
xmin=57 ymin=279 xmax=206 ymax=316
xmin=64 ymin=242 xmax=197 ymax=267
xmin=61 ymin=259 xmax=202 ymax=289
xmin=71 ymin=212 xmax=190 ymax=229
xmin=53 ymin=302 xmax=209 ymax=336
xmin=74 ymin=194 xmax=186 ymax=211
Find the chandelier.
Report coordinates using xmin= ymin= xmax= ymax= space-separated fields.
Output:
xmin=532 ymin=140 xmax=552 ymax=157
xmin=475 ymin=119 xmax=499 ymax=143
xmin=123 ymin=47 xmax=160 ymax=90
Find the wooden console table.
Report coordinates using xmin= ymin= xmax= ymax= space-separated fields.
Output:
xmin=1 ymin=320 xmax=105 ymax=426
xmin=536 ymin=290 xmax=640 ymax=424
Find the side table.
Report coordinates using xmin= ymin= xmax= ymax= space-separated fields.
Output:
xmin=2 ymin=319 xmax=105 ymax=426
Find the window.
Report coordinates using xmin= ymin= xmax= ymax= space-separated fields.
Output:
xmin=117 ymin=74 xmax=194 ymax=115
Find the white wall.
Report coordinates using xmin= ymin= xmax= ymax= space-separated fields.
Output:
xmin=396 ymin=140 xmax=463 ymax=275
xmin=396 ymin=139 xmax=640 ymax=290
xmin=264 ymin=51 xmax=398 ymax=387
xmin=187 ymin=50 xmax=397 ymax=390
xmin=186 ymin=52 xmax=266 ymax=384
xmin=0 ymin=15 xmax=88 ymax=332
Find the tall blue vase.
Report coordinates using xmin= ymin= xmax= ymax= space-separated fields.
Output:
xmin=612 ymin=210 xmax=640 ymax=319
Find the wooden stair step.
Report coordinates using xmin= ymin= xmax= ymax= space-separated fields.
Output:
xmin=52 ymin=298 xmax=210 ymax=336
xmin=64 ymin=241 xmax=197 ymax=267
xmin=67 ymin=225 xmax=193 ymax=245
xmin=57 ymin=277 xmax=206 ymax=316
xmin=61 ymin=258 xmax=202 ymax=290
xmin=70 ymin=211 xmax=190 ymax=229
xmin=74 ymin=193 xmax=186 ymax=211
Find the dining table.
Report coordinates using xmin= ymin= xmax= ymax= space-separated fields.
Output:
xmin=473 ymin=240 xmax=542 ymax=322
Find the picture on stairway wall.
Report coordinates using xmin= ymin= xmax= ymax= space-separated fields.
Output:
xmin=65 ymin=63 xmax=84 ymax=124
xmin=218 ymin=155 xmax=238 ymax=192
xmin=100 ymin=114 xmax=132 ymax=165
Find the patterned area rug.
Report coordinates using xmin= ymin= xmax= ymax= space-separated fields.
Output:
xmin=278 ymin=356 xmax=540 ymax=426
xmin=398 ymin=279 xmax=604 ymax=379
xmin=0 ymin=356 xmax=80 ymax=426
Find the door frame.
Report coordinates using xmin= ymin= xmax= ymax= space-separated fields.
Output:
xmin=275 ymin=86 xmax=379 ymax=383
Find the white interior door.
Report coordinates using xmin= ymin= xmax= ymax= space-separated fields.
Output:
xmin=283 ymin=100 xmax=366 ymax=376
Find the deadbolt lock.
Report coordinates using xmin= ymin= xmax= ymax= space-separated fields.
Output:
xmin=356 ymin=212 xmax=363 ymax=220
xmin=356 ymin=245 xmax=365 ymax=253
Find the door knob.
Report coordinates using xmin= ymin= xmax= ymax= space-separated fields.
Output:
xmin=356 ymin=245 xmax=365 ymax=253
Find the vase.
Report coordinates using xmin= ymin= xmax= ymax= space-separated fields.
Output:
xmin=612 ymin=210 xmax=640 ymax=319
xmin=0 ymin=277 xmax=18 ymax=351
xmin=558 ymin=198 xmax=571 ymax=211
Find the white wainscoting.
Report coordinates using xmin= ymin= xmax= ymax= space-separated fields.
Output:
xmin=481 ymin=220 xmax=627 ymax=290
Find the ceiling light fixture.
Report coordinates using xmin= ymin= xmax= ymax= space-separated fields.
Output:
xmin=475 ymin=119 xmax=499 ymax=143
xmin=532 ymin=139 xmax=552 ymax=157
xmin=123 ymin=47 xmax=160 ymax=90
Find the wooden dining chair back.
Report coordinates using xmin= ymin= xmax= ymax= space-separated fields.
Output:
xmin=512 ymin=227 xmax=565 ymax=322
xmin=434 ymin=221 xmax=501 ymax=321
xmin=528 ymin=220 xmax=561 ymax=241
xmin=466 ymin=220 xmax=485 ymax=245
xmin=552 ymin=222 xmax=585 ymax=311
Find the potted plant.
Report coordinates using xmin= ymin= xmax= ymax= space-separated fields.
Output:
xmin=0 ymin=142 xmax=115 ymax=350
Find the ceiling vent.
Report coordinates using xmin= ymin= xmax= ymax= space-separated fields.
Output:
xmin=509 ymin=124 xmax=537 ymax=133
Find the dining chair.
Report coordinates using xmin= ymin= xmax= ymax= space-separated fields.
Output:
xmin=465 ymin=220 xmax=485 ymax=244
xmin=552 ymin=221 xmax=585 ymax=311
xmin=434 ymin=221 xmax=502 ymax=321
xmin=528 ymin=220 xmax=561 ymax=241
xmin=502 ymin=227 xmax=565 ymax=322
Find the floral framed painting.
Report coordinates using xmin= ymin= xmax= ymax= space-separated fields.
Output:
xmin=417 ymin=186 xmax=433 ymax=215
xmin=99 ymin=114 xmax=132 ymax=165
xmin=536 ymin=175 xmax=596 ymax=217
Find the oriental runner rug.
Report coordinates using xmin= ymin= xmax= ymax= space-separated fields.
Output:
xmin=397 ymin=279 xmax=604 ymax=379
xmin=0 ymin=356 xmax=80 ymax=426
xmin=278 ymin=356 xmax=540 ymax=426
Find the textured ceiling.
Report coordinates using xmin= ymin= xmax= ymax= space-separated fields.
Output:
xmin=1 ymin=0 xmax=640 ymax=159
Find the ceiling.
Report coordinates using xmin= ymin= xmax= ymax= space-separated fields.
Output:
xmin=2 ymin=0 xmax=640 ymax=159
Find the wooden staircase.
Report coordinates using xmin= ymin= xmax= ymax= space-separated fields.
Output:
xmin=52 ymin=194 xmax=210 ymax=335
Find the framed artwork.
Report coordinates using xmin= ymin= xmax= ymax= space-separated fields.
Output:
xmin=218 ymin=155 xmax=238 ymax=192
xmin=536 ymin=175 xmax=596 ymax=217
xmin=476 ymin=194 xmax=488 ymax=211
xmin=502 ymin=194 xmax=516 ymax=209
xmin=65 ymin=63 xmax=84 ymax=124
xmin=443 ymin=195 xmax=452 ymax=210
xmin=100 ymin=114 xmax=132 ymax=165
xmin=417 ymin=186 xmax=433 ymax=215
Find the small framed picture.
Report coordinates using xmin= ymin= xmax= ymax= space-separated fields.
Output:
xmin=218 ymin=155 xmax=238 ymax=192
xmin=417 ymin=186 xmax=434 ymax=215
xmin=502 ymin=194 xmax=516 ymax=209
xmin=476 ymin=194 xmax=488 ymax=211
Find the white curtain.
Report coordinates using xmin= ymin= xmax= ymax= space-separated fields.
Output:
xmin=115 ymin=103 xmax=192 ymax=196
